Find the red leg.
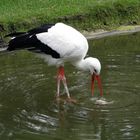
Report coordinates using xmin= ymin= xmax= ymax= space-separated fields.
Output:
xmin=56 ymin=66 xmax=70 ymax=98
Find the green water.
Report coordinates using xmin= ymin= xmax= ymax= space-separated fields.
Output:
xmin=0 ymin=32 xmax=140 ymax=140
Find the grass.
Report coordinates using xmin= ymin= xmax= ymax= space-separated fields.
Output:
xmin=116 ymin=25 xmax=140 ymax=31
xmin=0 ymin=0 xmax=140 ymax=33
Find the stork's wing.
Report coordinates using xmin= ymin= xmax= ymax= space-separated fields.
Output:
xmin=36 ymin=23 xmax=88 ymax=59
xmin=6 ymin=23 xmax=88 ymax=60
xmin=6 ymin=24 xmax=57 ymax=56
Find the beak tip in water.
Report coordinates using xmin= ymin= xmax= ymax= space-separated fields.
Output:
xmin=91 ymin=74 xmax=103 ymax=97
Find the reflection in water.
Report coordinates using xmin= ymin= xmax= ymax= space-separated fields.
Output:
xmin=0 ymin=32 xmax=140 ymax=140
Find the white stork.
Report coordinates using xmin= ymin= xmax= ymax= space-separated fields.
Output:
xmin=6 ymin=23 xmax=103 ymax=100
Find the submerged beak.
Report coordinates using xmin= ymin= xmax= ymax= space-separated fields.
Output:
xmin=91 ymin=74 xmax=103 ymax=96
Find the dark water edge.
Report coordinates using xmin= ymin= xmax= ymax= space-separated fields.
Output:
xmin=0 ymin=38 xmax=4 ymax=48
xmin=0 ymin=38 xmax=7 ymax=48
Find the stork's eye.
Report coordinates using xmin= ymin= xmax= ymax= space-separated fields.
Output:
xmin=94 ymin=69 xmax=97 ymax=73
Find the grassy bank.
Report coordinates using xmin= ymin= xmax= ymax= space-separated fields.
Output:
xmin=0 ymin=0 xmax=140 ymax=34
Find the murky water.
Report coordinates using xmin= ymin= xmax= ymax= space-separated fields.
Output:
xmin=0 ymin=32 xmax=140 ymax=140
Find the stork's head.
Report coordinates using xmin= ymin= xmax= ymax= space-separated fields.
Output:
xmin=84 ymin=57 xmax=103 ymax=96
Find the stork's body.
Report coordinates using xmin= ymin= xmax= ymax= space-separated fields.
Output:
xmin=6 ymin=23 xmax=103 ymax=99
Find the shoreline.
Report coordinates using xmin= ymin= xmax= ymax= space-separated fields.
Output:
xmin=83 ymin=25 xmax=140 ymax=39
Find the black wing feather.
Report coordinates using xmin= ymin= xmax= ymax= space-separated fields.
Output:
xmin=28 ymin=24 xmax=55 ymax=35
xmin=6 ymin=23 xmax=60 ymax=58
xmin=27 ymin=35 xmax=60 ymax=58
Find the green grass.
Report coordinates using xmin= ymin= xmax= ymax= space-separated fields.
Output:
xmin=0 ymin=0 xmax=140 ymax=33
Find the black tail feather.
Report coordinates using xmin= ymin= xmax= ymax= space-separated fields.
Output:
xmin=4 ymin=24 xmax=60 ymax=58
xmin=7 ymin=33 xmax=33 ymax=51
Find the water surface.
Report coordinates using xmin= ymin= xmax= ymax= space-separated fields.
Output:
xmin=0 ymin=32 xmax=140 ymax=140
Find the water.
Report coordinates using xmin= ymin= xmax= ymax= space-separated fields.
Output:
xmin=0 ymin=32 xmax=140 ymax=140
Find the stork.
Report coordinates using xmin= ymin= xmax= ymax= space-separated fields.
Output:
xmin=6 ymin=23 xmax=103 ymax=100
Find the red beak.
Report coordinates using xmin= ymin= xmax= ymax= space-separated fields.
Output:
xmin=91 ymin=74 xmax=103 ymax=96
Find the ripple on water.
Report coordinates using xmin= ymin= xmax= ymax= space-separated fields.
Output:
xmin=0 ymin=124 xmax=5 ymax=136
xmin=13 ymin=109 xmax=58 ymax=133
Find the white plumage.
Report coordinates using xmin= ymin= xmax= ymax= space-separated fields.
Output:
xmin=36 ymin=23 xmax=88 ymax=66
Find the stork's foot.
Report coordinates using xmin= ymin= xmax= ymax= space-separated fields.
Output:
xmin=66 ymin=97 xmax=77 ymax=104
xmin=55 ymin=96 xmax=77 ymax=104
xmin=55 ymin=95 xmax=64 ymax=102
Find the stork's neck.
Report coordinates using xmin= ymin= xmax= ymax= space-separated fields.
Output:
xmin=73 ymin=59 xmax=89 ymax=72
